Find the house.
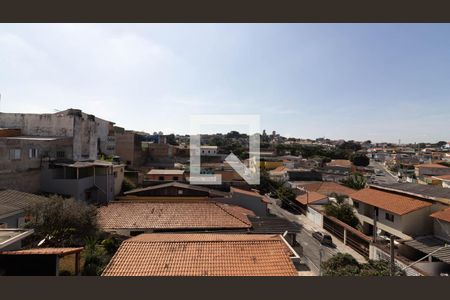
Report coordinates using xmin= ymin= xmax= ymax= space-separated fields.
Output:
xmin=293 ymin=181 xmax=356 ymax=197
xmin=41 ymin=160 xmax=125 ymax=203
xmin=0 ymin=131 xmax=73 ymax=193
xmin=432 ymin=175 xmax=450 ymax=189
xmin=0 ymin=108 xmax=116 ymax=161
xmin=200 ymin=145 xmax=218 ymax=156
xmin=220 ymin=187 xmax=270 ymax=217
xmin=350 ymin=188 xmax=433 ymax=240
xmin=430 ymin=207 xmax=450 ymax=243
xmin=101 ymin=233 xmax=299 ymax=276
xmin=0 ymin=190 xmax=50 ymax=228
xmin=96 ymin=201 xmax=253 ymax=236
xmin=295 ymin=191 xmax=328 ymax=206
xmin=287 ymin=169 xmax=322 ymax=182
xmin=414 ymin=163 xmax=450 ymax=183
xmin=142 ymin=142 xmax=174 ymax=161
xmin=269 ymin=166 xmax=289 ymax=182
xmin=114 ymin=129 xmax=146 ymax=168
xmin=145 ymin=169 xmax=185 ymax=183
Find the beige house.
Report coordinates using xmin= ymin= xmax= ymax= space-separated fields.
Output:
xmin=350 ymin=187 xmax=434 ymax=240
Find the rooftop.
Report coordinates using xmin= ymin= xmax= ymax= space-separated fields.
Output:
xmin=350 ymin=188 xmax=432 ymax=216
xmin=326 ymin=159 xmax=352 ymax=167
xmin=371 ymin=183 xmax=450 ymax=203
xmin=147 ymin=169 xmax=185 ymax=175
xmin=403 ymin=236 xmax=450 ymax=264
xmin=0 ymin=190 xmax=49 ymax=217
xmin=97 ymin=201 xmax=252 ymax=230
xmin=295 ymin=191 xmax=328 ymax=205
xmin=0 ymin=247 xmax=83 ymax=256
xmin=433 ymin=174 xmax=450 ymax=181
xmin=430 ymin=207 xmax=450 ymax=223
xmin=102 ymin=233 xmax=298 ymax=276
xmin=124 ymin=181 xmax=228 ymax=198
xmin=230 ymin=187 xmax=269 ymax=203
xmin=0 ymin=229 xmax=34 ymax=250
xmin=415 ymin=163 xmax=450 ymax=169
xmin=295 ymin=181 xmax=357 ymax=196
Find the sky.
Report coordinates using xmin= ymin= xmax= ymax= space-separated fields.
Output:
xmin=0 ymin=24 xmax=449 ymax=143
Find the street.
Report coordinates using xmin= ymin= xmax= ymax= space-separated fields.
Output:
xmin=369 ymin=160 xmax=399 ymax=185
xmin=266 ymin=198 xmax=367 ymax=275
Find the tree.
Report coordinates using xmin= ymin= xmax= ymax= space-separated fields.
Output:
xmin=351 ymin=153 xmax=370 ymax=167
xmin=324 ymin=201 xmax=360 ymax=228
xmin=322 ymin=253 xmax=406 ymax=276
xmin=341 ymin=173 xmax=366 ymax=190
xmin=24 ymin=196 xmax=98 ymax=247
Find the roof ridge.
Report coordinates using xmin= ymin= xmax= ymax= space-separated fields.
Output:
xmin=214 ymin=203 xmax=252 ymax=226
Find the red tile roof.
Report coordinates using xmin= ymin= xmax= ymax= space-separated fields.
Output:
xmin=97 ymin=202 xmax=252 ymax=230
xmin=0 ymin=247 xmax=83 ymax=256
xmin=297 ymin=181 xmax=357 ymax=196
xmin=415 ymin=164 xmax=450 ymax=169
xmin=101 ymin=234 xmax=298 ymax=276
xmin=350 ymin=188 xmax=432 ymax=215
xmin=430 ymin=207 xmax=450 ymax=223
xmin=230 ymin=187 xmax=270 ymax=203
xmin=295 ymin=192 xmax=328 ymax=205
xmin=434 ymin=175 xmax=450 ymax=181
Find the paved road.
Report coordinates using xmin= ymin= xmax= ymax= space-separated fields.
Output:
xmin=266 ymin=199 xmax=366 ymax=275
xmin=369 ymin=160 xmax=399 ymax=185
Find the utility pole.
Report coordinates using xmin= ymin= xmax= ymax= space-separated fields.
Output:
xmin=318 ymin=245 xmax=323 ymax=276
xmin=390 ymin=235 xmax=395 ymax=276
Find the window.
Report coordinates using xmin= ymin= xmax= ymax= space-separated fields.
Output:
xmin=9 ymin=148 xmax=21 ymax=160
xmin=113 ymin=171 xmax=117 ymax=178
xmin=29 ymin=148 xmax=38 ymax=159
xmin=353 ymin=201 xmax=359 ymax=209
xmin=173 ymin=176 xmax=179 ymax=181
xmin=159 ymin=176 xmax=164 ymax=181
xmin=56 ymin=151 xmax=65 ymax=159
xmin=385 ymin=213 xmax=395 ymax=222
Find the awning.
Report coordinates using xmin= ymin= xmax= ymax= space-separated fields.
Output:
xmin=403 ymin=236 xmax=450 ymax=264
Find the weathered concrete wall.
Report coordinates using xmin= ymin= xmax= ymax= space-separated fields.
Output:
xmin=0 ymin=112 xmax=75 ymax=137
xmin=0 ymin=169 xmax=41 ymax=193
xmin=0 ymin=109 xmax=114 ymax=161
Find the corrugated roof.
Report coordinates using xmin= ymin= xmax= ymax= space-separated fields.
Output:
xmin=97 ymin=202 xmax=252 ymax=230
xmin=0 ymin=190 xmax=49 ymax=217
xmin=101 ymin=233 xmax=298 ymax=276
xmin=350 ymin=188 xmax=432 ymax=215
xmin=403 ymin=236 xmax=450 ymax=264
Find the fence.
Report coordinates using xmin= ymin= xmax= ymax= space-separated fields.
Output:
xmin=323 ymin=215 xmax=372 ymax=258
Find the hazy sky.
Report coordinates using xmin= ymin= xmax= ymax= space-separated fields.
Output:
xmin=1 ymin=24 xmax=449 ymax=143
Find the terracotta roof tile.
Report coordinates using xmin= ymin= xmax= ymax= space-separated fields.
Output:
xmin=434 ymin=175 xmax=450 ymax=181
xmin=97 ymin=202 xmax=252 ymax=230
xmin=430 ymin=207 xmax=450 ymax=223
xmin=102 ymin=234 xmax=298 ymax=276
xmin=230 ymin=187 xmax=270 ymax=202
xmin=415 ymin=164 xmax=450 ymax=169
xmin=0 ymin=247 xmax=83 ymax=256
xmin=297 ymin=181 xmax=356 ymax=196
xmin=350 ymin=188 xmax=432 ymax=215
xmin=295 ymin=192 xmax=328 ymax=205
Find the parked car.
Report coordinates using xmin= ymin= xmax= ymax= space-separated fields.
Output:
xmin=312 ymin=231 xmax=333 ymax=246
